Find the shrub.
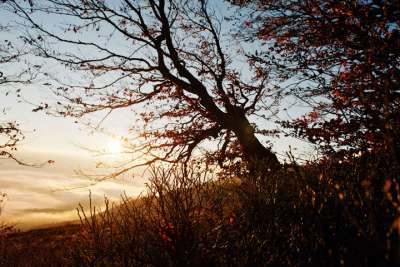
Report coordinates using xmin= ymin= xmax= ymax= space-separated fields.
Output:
xmin=72 ymin=149 xmax=400 ymax=266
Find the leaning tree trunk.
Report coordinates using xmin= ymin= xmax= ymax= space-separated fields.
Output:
xmin=226 ymin=110 xmax=281 ymax=172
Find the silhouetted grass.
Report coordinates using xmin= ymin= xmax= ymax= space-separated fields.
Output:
xmin=70 ymin=150 xmax=400 ymax=266
xmin=1 ymin=150 xmax=399 ymax=266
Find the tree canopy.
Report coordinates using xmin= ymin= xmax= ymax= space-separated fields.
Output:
xmin=0 ymin=24 xmax=27 ymax=164
xmin=238 ymin=0 xmax=400 ymax=156
xmin=5 ymin=0 xmax=399 ymax=175
xmin=9 ymin=0 xmax=283 ymax=175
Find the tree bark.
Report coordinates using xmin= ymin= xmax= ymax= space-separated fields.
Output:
xmin=225 ymin=108 xmax=281 ymax=171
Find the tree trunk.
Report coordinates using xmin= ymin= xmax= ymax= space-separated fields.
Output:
xmin=226 ymin=110 xmax=281 ymax=171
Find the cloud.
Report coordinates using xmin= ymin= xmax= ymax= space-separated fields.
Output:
xmin=20 ymin=207 xmax=76 ymax=215
xmin=0 ymin=150 xmax=147 ymax=229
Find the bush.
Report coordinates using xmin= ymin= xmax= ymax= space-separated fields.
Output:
xmin=72 ymin=150 xmax=400 ymax=266
xmin=0 ymin=150 xmax=398 ymax=266
xmin=73 ymin=164 xmax=229 ymax=266
xmin=0 ymin=193 xmax=17 ymax=266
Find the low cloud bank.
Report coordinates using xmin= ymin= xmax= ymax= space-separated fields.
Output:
xmin=0 ymin=150 xmax=145 ymax=229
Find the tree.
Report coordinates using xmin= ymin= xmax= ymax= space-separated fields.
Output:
xmin=9 ymin=0 xmax=281 ymax=175
xmin=236 ymin=0 xmax=400 ymax=156
xmin=0 ymin=24 xmax=27 ymax=164
xmin=0 ymin=12 xmax=46 ymax=166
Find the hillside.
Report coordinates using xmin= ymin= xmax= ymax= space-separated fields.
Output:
xmin=1 ymin=154 xmax=400 ymax=266
xmin=1 ymin=223 xmax=81 ymax=266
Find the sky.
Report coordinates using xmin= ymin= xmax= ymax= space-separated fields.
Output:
xmin=0 ymin=3 xmax=151 ymax=228
xmin=0 ymin=1 xmax=314 ymax=229
xmin=0 ymin=89 xmax=147 ymax=228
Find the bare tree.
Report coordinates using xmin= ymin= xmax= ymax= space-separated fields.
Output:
xmin=9 ymin=0 xmax=281 ymax=175
xmin=0 ymin=10 xmax=48 ymax=165
xmin=0 ymin=24 xmax=27 ymax=164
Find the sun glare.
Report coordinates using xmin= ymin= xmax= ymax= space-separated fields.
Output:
xmin=108 ymin=139 xmax=122 ymax=154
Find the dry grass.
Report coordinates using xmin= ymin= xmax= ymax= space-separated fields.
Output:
xmin=0 ymin=223 xmax=80 ymax=266
xmin=1 ymin=151 xmax=399 ymax=266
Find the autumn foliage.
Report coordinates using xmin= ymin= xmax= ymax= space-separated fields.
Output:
xmin=241 ymin=0 xmax=399 ymax=155
xmin=0 ymin=0 xmax=399 ymax=266
xmin=8 ymin=0 xmax=282 ymax=174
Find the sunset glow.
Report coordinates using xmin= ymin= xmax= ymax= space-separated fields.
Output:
xmin=108 ymin=139 xmax=122 ymax=154
xmin=1 ymin=0 xmax=397 ymax=265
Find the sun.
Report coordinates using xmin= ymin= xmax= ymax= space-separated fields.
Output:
xmin=108 ymin=139 xmax=122 ymax=154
